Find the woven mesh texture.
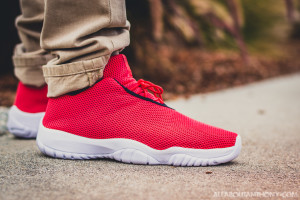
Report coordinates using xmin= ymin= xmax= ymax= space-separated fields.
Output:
xmin=15 ymin=82 xmax=48 ymax=113
xmin=43 ymin=55 xmax=237 ymax=150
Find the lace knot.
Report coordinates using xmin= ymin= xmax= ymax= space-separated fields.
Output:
xmin=131 ymin=79 xmax=164 ymax=103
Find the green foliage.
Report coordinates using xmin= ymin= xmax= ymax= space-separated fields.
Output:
xmin=126 ymin=0 xmax=295 ymax=56
xmin=242 ymin=0 xmax=289 ymax=53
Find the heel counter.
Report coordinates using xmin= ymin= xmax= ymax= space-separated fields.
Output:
xmin=15 ymin=82 xmax=48 ymax=113
xmin=42 ymin=97 xmax=55 ymax=128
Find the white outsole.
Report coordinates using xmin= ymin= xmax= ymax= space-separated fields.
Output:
xmin=7 ymin=106 xmax=45 ymax=138
xmin=37 ymin=122 xmax=242 ymax=166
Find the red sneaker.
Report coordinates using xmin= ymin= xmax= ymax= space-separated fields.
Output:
xmin=7 ymin=82 xmax=48 ymax=138
xmin=37 ymin=55 xmax=241 ymax=166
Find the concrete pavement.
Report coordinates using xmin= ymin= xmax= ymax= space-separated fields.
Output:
xmin=0 ymin=74 xmax=299 ymax=200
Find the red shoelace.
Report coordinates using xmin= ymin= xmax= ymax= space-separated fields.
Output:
xmin=129 ymin=79 xmax=164 ymax=104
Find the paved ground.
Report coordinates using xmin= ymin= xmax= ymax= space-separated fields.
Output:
xmin=0 ymin=74 xmax=299 ymax=200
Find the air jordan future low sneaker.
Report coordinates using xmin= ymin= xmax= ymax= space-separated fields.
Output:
xmin=37 ymin=55 xmax=241 ymax=166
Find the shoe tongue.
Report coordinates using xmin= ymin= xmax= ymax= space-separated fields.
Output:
xmin=103 ymin=54 xmax=163 ymax=104
xmin=103 ymin=54 xmax=133 ymax=82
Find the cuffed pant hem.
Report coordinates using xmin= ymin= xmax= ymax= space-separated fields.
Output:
xmin=43 ymin=55 xmax=110 ymax=97
xmin=13 ymin=44 xmax=53 ymax=87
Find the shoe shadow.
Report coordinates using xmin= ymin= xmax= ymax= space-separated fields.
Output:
xmin=35 ymin=152 xmax=122 ymax=165
xmin=35 ymin=151 xmax=242 ymax=167
xmin=12 ymin=136 xmax=36 ymax=140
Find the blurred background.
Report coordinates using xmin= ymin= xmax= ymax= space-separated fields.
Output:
xmin=1 ymin=0 xmax=300 ymax=106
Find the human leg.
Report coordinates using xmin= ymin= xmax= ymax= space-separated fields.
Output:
xmin=8 ymin=0 xmax=49 ymax=138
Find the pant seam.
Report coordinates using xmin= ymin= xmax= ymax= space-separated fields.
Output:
xmin=108 ymin=0 xmax=112 ymax=26
xmin=44 ymin=68 xmax=102 ymax=78
xmin=83 ymin=59 xmax=91 ymax=85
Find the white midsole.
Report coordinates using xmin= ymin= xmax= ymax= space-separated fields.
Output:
xmin=37 ymin=121 xmax=241 ymax=164
xmin=7 ymin=106 xmax=45 ymax=138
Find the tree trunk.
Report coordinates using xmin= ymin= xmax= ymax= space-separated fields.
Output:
xmin=284 ymin=0 xmax=296 ymax=23
xmin=148 ymin=0 xmax=164 ymax=41
xmin=226 ymin=0 xmax=249 ymax=64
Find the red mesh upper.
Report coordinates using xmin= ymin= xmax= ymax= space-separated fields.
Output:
xmin=14 ymin=82 xmax=48 ymax=113
xmin=43 ymin=55 xmax=237 ymax=150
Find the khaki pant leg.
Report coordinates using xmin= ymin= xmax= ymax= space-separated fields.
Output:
xmin=14 ymin=0 xmax=52 ymax=87
xmin=41 ymin=0 xmax=130 ymax=97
